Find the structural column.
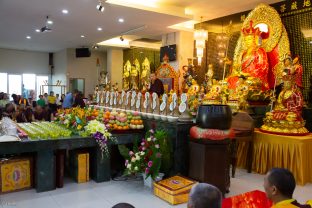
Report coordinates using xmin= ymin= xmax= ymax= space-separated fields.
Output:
xmin=107 ymin=48 xmax=123 ymax=90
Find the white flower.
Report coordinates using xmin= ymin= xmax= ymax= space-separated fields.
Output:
xmin=134 ymin=166 xmax=138 ymax=171
xmin=147 ymin=137 xmax=151 ymax=142
xmin=131 ymin=157 xmax=136 ymax=162
xmin=140 ymin=151 xmax=145 ymax=156
xmin=127 ymin=164 xmax=131 ymax=169
xmin=155 ymin=144 xmax=160 ymax=149
xmin=135 ymin=155 xmax=141 ymax=160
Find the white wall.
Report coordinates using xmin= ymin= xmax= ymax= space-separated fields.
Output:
xmin=0 ymin=48 xmax=49 ymax=75
xmin=52 ymin=49 xmax=67 ymax=95
xmin=161 ymin=31 xmax=194 ymax=71
xmin=67 ymin=49 xmax=107 ymax=96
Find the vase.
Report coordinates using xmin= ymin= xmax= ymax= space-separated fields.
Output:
xmin=143 ymin=173 xmax=164 ymax=188
xmin=196 ymin=104 xmax=232 ymax=129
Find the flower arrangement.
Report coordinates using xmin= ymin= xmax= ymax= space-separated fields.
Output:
xmin=84 ymin=120 xmax=113 ymax=158
xmin=54 ymin=107 xmax=90 ymax=132
xmin=121 ymin=129 xmax=162 ymax=180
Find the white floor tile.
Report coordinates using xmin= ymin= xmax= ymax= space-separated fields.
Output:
xmin=0 ymin=170 xmax=311 ymax=208
xmin=51 ymin=189 xmax=102 ymax=207
xmin=4 ymin=196 xmax=59 ymax=208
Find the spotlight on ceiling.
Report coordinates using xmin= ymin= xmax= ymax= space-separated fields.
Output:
xmin=93 ymin=45 xmax=99 ymax=49
xmin=96 ymin=1 xmax=105 ymax=12
xmin=120 ymin=36 xmax=124 ymax=41
xmin=46 ymin=16 xmax=53 ymax=25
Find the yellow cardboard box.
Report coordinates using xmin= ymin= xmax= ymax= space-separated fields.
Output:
xmin=77 ymin=153 xmax=89 ymax=183
xmin=153 ymin=175 xmax=197 ymax=205
xmin=0 ymin=158 xmax=32 ymax=193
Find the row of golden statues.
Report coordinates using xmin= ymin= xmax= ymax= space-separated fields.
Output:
xmin=123 ymin=57 xmax=150 ymax=91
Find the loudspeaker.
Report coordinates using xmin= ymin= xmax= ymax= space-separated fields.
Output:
xmin=49 ymin=53 xmax=54 ymax=65
xmin=76 ymin=48 xmax=91 ymax=58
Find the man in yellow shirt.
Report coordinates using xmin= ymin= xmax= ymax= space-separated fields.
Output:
xmin=48 ymin=91 xmax=57 ymax=113
xmin=264 ymin=168 xmax=311 ymax=208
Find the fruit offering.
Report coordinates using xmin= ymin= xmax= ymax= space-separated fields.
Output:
xmin=129 ymin=111 xmax=144 ymax=130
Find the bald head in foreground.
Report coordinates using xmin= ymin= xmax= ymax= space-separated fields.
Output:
xmin=187 ymin=183 xmax=222 ymax=208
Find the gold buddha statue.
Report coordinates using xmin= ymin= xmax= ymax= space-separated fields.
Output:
xmin=187 ymin=79 xmax=200 ymax=95
xmin=203 ymin=80 xmax=222 ymax=104
xmin=123 ymin=60 xmax=131 ymax=91
xmin=227 ymin=21 xmax=270 ymax=102
xmin=141 ymin=58 xmax=150 ymax=91
xmin=130 ymin=59 xmax=140 ymax=90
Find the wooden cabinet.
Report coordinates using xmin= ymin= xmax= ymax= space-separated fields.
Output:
xmin=188 ymin=138 xmax=230 ymax=195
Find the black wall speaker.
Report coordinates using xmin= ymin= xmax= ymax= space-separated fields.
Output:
xmin=76 ymin=48 xmax=91 ymax=58
xmin=49 ymin=53 xmax=54 ymax=65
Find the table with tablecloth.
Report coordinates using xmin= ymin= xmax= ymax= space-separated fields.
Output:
xmin=236 ymin=129 xmax=312 ymax=185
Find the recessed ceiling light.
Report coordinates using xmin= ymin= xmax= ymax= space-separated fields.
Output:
xmin=118 ymin=18 xmax=124 ymax=23
xmin=97 ymin=27 xmax=102 ymax=31
xmin=35 ymin=29 xmax=40 ymax=32
xmin=81 ymin=35 xmax=85 ymax=38
xmin=26 ymin=36 xmax=31 ymax=39
xmin=47 ymin=20 xmax=53 ymax=25
xmin=62 ymin=9 xmax=69 ymax=14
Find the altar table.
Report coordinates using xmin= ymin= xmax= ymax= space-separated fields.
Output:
xmin=237 ymin=129 xmax=312 ymax=185
xmin=0 ymin=132 xmax=144 ymax=192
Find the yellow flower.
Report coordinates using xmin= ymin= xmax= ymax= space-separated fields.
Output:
xmin=77 ymin=125 xmax=82 ymax=130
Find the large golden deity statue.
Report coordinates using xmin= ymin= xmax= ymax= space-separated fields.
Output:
xmin=261 ymin=56 xmax=308 ymax=135
xmin=226 ymin=4 xmax=291 ymax=104
xmin=227 ymin=21 xmax=269 ymax=92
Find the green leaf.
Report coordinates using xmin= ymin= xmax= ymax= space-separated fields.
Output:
xmin=133 ymin=136 xmax=140 ymax=153
xmin=118 ymin=145 xmax=130 ymax=159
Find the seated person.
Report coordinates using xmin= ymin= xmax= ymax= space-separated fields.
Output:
xmin=149 ymin=73 xmax=164 ymax=97
xmin=187 ymin=183 xmax=222 ymax=208
xmin=73 ymin=92 xmax=86 ymax=108
xmin=15 ymin=105 xmax=28 ymax=123
xmin=33 ymin=106 xmax=50 ymax=121
xmin=37 ymin=95 xmax=46 ymax=108
xmin=264 ymin=168 xmax=312 ymax=207
xmin=18 ymin=95 xmax=30 ymax=106
xmin=2 ymin=103 xmax=15 ymax=119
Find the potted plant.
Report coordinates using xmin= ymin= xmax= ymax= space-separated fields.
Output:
xmin=119 ymin=129 xmax=165 ymax=188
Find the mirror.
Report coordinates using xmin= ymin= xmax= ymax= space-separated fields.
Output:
xmin=69 ymin=78 xmax=85 ymax=95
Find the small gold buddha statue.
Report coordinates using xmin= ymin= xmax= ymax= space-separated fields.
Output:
xmin=261 ymin=56 xmax=308 ymax=135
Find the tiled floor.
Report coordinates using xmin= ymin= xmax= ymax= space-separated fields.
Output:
xmin=1 ymin=169 xmax=312 ymax=208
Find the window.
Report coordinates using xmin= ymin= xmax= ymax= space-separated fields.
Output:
xmin=23 ymin=74 xmax=36 ymax=98
xmin=8 ymin=74 xmax=22 ymax=97
xmin=36 ymin=76 xmax=49 ymax=97
xmin=0 ymin=73 xmax=7 ymax=93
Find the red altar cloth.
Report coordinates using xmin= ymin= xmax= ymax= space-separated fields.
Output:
xmin=222 ymin=190 xmax=272 ymax=208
